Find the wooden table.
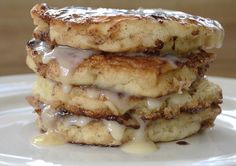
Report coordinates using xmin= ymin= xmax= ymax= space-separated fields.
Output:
xmin=0 ymin=0 xmax=235 ymax=78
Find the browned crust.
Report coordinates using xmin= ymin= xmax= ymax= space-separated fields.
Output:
xmin=30 ymin=3 xmax=224 ymax=53
xmin=31 ymin=3 xmax=222 ymax=26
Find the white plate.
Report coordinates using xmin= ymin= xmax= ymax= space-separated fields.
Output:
xmin=0 ymin=74 xmax=236 ymax=166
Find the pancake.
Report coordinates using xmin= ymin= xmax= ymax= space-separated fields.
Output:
xmin=34 ymin=104 xmax=220 ymax=146
xmin=30 ymin=76 xmax=222 ymax=120
xmin=31 ymin=3 xmax=224 ymax=54
xmin=26 ymin=39 xmax=215 ymax=97
xmin=26 ymin=4 xmax=224 ymax=150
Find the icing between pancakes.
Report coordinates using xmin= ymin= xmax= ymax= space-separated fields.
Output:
xmin=32 ymin=40 xmax=187 ymax=95
xmin=43 ymin=46 xmax=96 ymax=76
xmin=63 ymin=116 xmax=92 ymax=127
xmin=34 ymin=104 xmax=158 ymax=153
xmin=33 ymin=75 xmax=192 ymax=116
xmin=33 ymin=104 xmax=126 ymax=146
xmin=31 ymin=39 xmax=189 ymax=115
xmin=33 ymin=105 xmax=93 ymax=146
xmin=32 ymin=41 xmax=191 ymax=153
xmin=86 ymin=87 xmax=133 ymax=114
xmin=45 ymin=45 xmax=97 ymax=93
xmin=33 ymin=105 xmax=92 ymax=146
xmin=78 ymin=86 xmax=191 ymax=113
xmin=43 ymin=104 xmax=125 ymax=142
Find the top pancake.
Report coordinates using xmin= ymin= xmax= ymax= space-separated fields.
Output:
xmin=31 ymin=3 xmax=224 ymax=54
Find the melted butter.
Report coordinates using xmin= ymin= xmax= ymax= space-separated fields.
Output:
xmin=103 ymin=120 xmax=125 ymax=141
xmin=121 ymin=115 xmax=158 ymax=154
xmin=33 ymin=131 xmax=66 ymax=146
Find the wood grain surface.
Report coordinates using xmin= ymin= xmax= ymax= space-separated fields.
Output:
xmin=0 ymin=0 xmax=235 ymax=78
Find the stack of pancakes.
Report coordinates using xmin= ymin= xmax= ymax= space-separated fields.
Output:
xmin=26 ymin=3 xmax=224 ymax=146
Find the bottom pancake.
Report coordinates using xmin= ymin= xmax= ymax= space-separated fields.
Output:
xmin=34 ymin=104 xmax=220 ymax=146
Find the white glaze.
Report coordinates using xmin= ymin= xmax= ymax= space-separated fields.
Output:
xmin=62 ymin=84 xmax=72 ymax=93
xmin=35 ymin=41 xmax=97 ymax=93
xmin=63 ymin=116 xmax=92 ymax=127
xmin=86 ymin=88 xmax=100 ymax=98
xmin=34 ymin=41 xmax=51 ymax=55
xmin=36 ymin=104 xmax=158 ymax=153
xmin=40 ymin=105 xmax=57 ymax=130
xmin=168 ymin=92 xmax=192 ymax=106
xmin=103 ymin=120 xmax=125 ymax=141
xmin=121 ymin=141 xmax=157 ymax=154
xmin=146 ymin=98 xmax=164 ymax=110
xmin=86 ymin=88 xmax=132 ymax=114
xmin=33 ymin=131 xmax=66 ymax=146
xmin=160 ymin=54 xmax=188 ymax=69
xmin=43 ymin=46 xmax=96 ymax=91
xmin=33 ymin=105 xmax=93 ymax=146
xmin=41 ymin=104 xmax=92 ymax=128
xmin=33 ymin=105 xmax=67 ymax=146
xmin=177 ymin=81 xmax=185 ymax=94
xmin=43 ymin=46 xmax=95 ymax=68
xmin=131 ymin=115 xmax=146 ymax=141
xmin=121 ymin=115 xmax=158 ymax=154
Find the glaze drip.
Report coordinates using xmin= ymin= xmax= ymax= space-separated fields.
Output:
xmin=121 ymin=116 xmax=158 ymax=154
